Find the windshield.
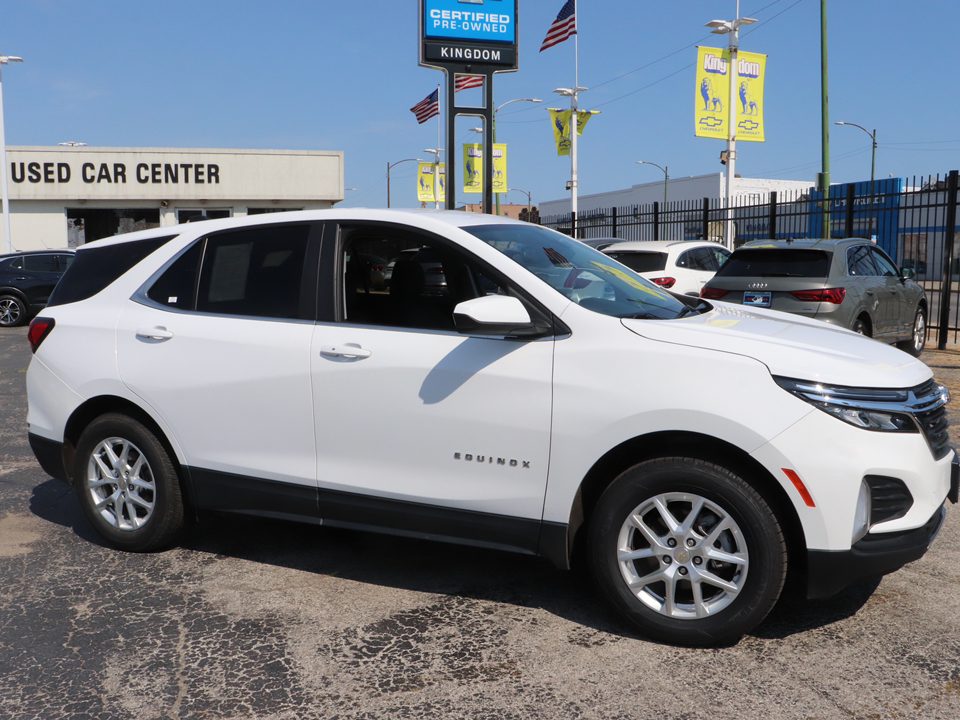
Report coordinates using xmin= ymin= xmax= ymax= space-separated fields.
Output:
xmin=464 ymin=224 xmax=688 ymax=319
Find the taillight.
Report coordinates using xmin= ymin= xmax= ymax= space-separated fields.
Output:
xmin=790 ymin=287 xmax=846 ymax=304
xmin=28 ymin=317 xmax=55 ymax=353
xmin=700 ymin=287 xmax=729 ymax=299
xmin=650 ymin=277 xmax=676 ymax=289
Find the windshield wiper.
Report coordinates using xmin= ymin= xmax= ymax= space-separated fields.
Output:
xmin=623 ymin=312 xmax=663 ymax=320
xmin=759 ymin=272 xmax=807 ymax=277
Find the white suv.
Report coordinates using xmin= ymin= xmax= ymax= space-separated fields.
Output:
xmin=25 ymin=210 xmax=958 ymax=647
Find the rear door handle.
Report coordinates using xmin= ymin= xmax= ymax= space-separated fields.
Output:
xmin=320 ymin=344 xmax=371 ymax=359
xmin=136 ymin=326 xmax=174 ymax=341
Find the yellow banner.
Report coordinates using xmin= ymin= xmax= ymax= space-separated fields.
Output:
xmin=417 ymin=162 xmax=445 ymax=203
xmin=695 ymin=47 xmax=766 ymax=142
xmin=462 ymin=144 xmax=507 ymax=194
xmin=549 ymin=110 xmax=600 ymax=156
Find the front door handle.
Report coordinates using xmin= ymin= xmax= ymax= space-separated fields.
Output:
xmin=320 ymin=344 xmax=372 ymax=359
xmin=136 ymin=326 xmax=174 ymax=341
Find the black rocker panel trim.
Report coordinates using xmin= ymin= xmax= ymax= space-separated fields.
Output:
xmin=188 ymin=467 xmax=555 ymax=560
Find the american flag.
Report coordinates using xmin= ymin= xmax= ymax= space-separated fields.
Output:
xmin=410 ymin=89 xmax=439 ymax=124
xmin=455 ymin=74 xmax=483 ymax=92
xmin=541 ymin=0 xmax=576 ymax=52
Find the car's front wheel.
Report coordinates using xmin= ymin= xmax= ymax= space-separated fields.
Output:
xmin=0 ymin=295 xmax=27 ymax=327
xmin=588 ymin=457 xmax=787 ymax=646
xmin=897 ymin=306 xmax=926 ymax=357
xmin=74 ymin=413 xmax=185 ymax=551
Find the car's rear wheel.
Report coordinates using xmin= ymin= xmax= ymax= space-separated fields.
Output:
xmin=897 ymin=307 xmax=926 ymax=357
xmin=588 ymin=458 xmax=787 ymax=646
xmin=0 ymin=295 xmax=27 ymax=327
xmin=74 ymin=413 xmax=184 ymax=551
xmin=852 ymin=317 xmax=870 ymax=336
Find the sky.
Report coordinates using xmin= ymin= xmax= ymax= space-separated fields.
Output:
xmin=3 ymin=0 xmax=959 ymax=211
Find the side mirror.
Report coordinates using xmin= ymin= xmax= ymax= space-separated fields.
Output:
xmin=900 ymin=267 xmax=916 ymax=281
xmin=453 ymin=295 xmax=543 ymax=338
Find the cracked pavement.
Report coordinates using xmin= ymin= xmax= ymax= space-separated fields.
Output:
xmin=1 ymin=326 xmax=959 ymax=719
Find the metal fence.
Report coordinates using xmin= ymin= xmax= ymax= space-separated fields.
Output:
xmin=541 ymin=171 xmax=960 ymax=347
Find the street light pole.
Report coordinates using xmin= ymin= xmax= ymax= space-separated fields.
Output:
xmin=637 ymin=161 xmax=669 ymax=241
xmin=835 ymin=121 xmax=876 ymax=188
xmin=0 ymin=53 xmax=24 ymax=254
xmin=836 ymin=120 xmax=878 ymax=237
xmin=706 ymin=4 xmax=756 ymax=250
xmin=554 ymin=87 xmax=588 ymax=236
xmin=510 ymin=188 xmax=531 ymax=218
xmin=636 ymin=161 xmax=668 ymax=207
xmin=493 ymin=97 xmax=541 ymax=216
xmin=423 ymin=148 xmax=443 ymax=209
xmin=386 ymin=158 xmax=421 ymax=209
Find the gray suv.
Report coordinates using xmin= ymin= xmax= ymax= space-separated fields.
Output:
xmin=700 ymin=238 xmax=927 ymax=356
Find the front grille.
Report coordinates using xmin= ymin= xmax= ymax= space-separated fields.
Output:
xmin=910 ymin=379 xmax=952 ymax=460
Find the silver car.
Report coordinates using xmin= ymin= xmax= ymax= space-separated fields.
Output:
xmin=700 ymin=238 xmax=927 ymax=356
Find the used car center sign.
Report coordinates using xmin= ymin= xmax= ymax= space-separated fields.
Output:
xmin=420 ymin=0 xmax=518 ymax=70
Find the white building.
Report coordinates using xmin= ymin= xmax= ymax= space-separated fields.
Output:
xmin=3 ymin=146 xmax=344 ymax=251
xmin=540 ymin=173 xmax=811 ymax=217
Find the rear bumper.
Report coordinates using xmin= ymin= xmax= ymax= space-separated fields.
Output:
xmin=806 ymin=503 xmax=947 ymax=599
xmin=28 ymin=432 xmax=69 ymax=483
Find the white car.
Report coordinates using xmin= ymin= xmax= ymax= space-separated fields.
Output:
xmin=25 ymin=209 xmax=957 ymax=647
xmin=602 ymin=240 xmax=731 ymax=296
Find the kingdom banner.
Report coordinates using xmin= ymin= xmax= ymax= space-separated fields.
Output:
xmin=548 ymin=109 xmax=599 ymax=156
xmin=695 ymin=47 xmax=766 ymax=142
xmin=417 ymin=162 xmax=445 ymax=203
xmin=462 ymin=144 xmax=507 ymax=194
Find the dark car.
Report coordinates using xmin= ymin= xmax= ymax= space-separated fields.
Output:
xmin=0 ymin=250 xmax=75 ymax=327
xmin=700 ymin=238 xmax=927 ymax=355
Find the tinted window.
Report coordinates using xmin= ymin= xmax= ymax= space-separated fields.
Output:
xmin=195 ymin=224 xmax=310 ymax=319
xmin=23 ymin=255 xmax=59 ymax=272
xmin=714 ymin=248 xmax=831 ymax=279
xmin=47 ymin=236 xmax=177 ymax=307
xmin=847 ymin=245 xmax=877 ymax=276
xmin=465 ymin=224 xmax=687 ymax=320
xmin=146 ymin=241 xmax=204 ymax=310
xmin=870 ymin=247 xmax=899 ymax=277
xmin=340 ymin=227 xmax=508 ymax=331
xmin=607 ymin=251 xmax=667 ymax=273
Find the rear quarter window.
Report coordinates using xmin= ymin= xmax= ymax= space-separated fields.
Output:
xmin=714 ymin=249 xmax=831 ymax=278
xmin=46 ymin=236 xmax=177 ymax=307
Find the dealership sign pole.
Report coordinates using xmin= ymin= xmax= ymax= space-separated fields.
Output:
xmin=419 ymin=0 xmax=518 ymax=213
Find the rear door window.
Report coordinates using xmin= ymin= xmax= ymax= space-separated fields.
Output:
xmin=714 ymin=249 xmax=831 ymax=278
xmin=23 ymin=254 xmax=59 ymax=272
xmin=195 ymin=224 xmax=312 ymax=319
xmin=847 ymin=245 xmax=878 ymax=276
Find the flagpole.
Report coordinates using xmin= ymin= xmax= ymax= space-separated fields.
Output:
xmin=571 ymin=32 xmax=578 ymax=237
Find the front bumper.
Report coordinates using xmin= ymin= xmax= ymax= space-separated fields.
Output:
xmin=806 ymin=503 xmax=947 ymax=599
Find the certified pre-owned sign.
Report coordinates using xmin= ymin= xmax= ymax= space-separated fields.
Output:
xmin=420 ymin=0 xmax=518 ymax=70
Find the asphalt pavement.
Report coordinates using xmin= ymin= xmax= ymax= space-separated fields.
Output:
xmin=1 ymin=325 xmax=959 ymax=720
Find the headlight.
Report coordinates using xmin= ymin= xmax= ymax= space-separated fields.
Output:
xmin=773 ymin=377 xmax=920 ymax=433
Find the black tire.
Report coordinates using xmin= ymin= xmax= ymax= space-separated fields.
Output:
xmin=852 ymin=317 xmax=870 ymax=336
xmin=896 ymin=306 xmax=926 ymax=357
xmin=588 ymin=457 xmax=786 ymax=647
xmin=74 ymin=413 xmax=184 ymax=552
xmin=0 ymin=294 xmax=27 ymax=327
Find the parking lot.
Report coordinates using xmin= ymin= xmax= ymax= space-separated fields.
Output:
xmin=1 ymin=325 xmax=959 ymax=720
